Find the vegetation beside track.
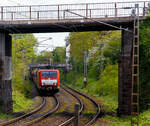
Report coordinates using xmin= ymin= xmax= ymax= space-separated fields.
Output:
xmin=0 ymin=88 xmax=34 ymax=120
xmin=13 ymin=89 xmax=34 ymax=112
xmin=11 ymin=34 xmax=38 ymax=113
xmin=63 ymin=15 xmax=150 ymax=126
xmin=65 ymin=71 xmax=150 ymax=126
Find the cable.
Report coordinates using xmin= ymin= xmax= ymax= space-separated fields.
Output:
xmin=16 ymin=37 xmax=52 ymax=52
xmin=65 ymin=10 xmax=132 ymax=33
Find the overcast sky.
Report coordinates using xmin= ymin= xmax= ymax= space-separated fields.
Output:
xmin=1 ymin=0 xmax=146 ymax=53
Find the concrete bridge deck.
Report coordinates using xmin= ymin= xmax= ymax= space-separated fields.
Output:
xmin=0 ymin=1 xmax=148 ymax=33
xmin=0 ymin=16 xmax=146 ymax=33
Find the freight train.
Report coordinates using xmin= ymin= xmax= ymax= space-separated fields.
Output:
xmin=31 ymin=69 xmax=60 ymax=93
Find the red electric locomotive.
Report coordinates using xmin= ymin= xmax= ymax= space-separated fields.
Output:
xmin=33 ymin=69 xmax=60 ymax=93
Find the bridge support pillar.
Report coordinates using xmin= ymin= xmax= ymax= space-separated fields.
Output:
xmin=118 ymin=29 xmax=133 ymax=116
xmin=0 ymin=33 xmax=13 ymax=113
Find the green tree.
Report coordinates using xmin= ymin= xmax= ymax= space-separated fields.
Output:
xmin=139 ymin=15 xmax=150 ymax=110
xmin=87 ymin=31 xmax=121 ymax=79
xmin=53 ymin=47 xmax=66 ymax=63
xmin=12 ymin=34 xmax=38 ymax=94
xmin=34 ymin=51 xmax=53 ymax=64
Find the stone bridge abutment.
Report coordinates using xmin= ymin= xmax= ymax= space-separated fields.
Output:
xmin=0 ymin=33 xmax=12 ymax=113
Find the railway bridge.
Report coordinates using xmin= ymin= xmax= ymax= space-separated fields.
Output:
xmin=0 ymin=1 xmax=149 ymax=116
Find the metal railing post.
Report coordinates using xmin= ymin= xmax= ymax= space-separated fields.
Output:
xmin=11 ymin=13 xmax=13 ymax=20
xmin=143 ymin=2 xmax=146 ymax=16
xmin=63 ymin=11 xmax=65 ymax=19
xmin=86 ymin=4 xmax=88 ymax=18
xmin=29 ymin=6 xmax=32 ymax=20
xmin=115 ymin=3 xmax=117 ymax=17
xmin=74 ymin=103 xmax=80 ymax=126
xmin=1 ymin=7 xmax=3 ymax=20
xmin=58 ymin=5 xmax=60 ymax=20
xmin=90 ymin=9 xmax=91 ymax=18
xmin=37 ymin=11 xmax=39 ymax=20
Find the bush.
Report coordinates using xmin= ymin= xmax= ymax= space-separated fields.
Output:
xmin=99 ymin=64 xmax=118 ymax=97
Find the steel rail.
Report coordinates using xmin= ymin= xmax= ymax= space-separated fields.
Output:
xmin=63 ymin=84 xmax=100 ymax=126
xmin=62 ymin=86 xmax=84 ymax=113
xmin=23 ymin=95 xmax=60 ymax=126
xmin=59 ymin=86 xmax=84 ymax=126
xmin=0 ymin=97 xmax=46 ymax=126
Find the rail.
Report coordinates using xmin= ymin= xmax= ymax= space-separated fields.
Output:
xmin=0 ymin=1 xmax=149 ymax=21
xmin=0 ymin=97 xmax=46 ymax=126
xmin=59 ymin=85 xmax=84 ymax=126
xmin=60 ymin=84 xmax=100 ymax=126
xmin=24 ymin=95 xmax=60 ymax=126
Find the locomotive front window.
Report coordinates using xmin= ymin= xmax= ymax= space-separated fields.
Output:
xmin=42 ymin=71 xmax=57 ymax=77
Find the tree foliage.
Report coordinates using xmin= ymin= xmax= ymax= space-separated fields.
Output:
xmin=33 ymin=47 xmax=66 ymax=64
xmin=33 ymin=51 xmax=53 ymax=64
xmin=66 ymin=31 xmax=121 ymax=79
xmin=53 ymin=47 xmax=66 ymax=63
xmin=12 ymin=34 xmax=38 ymax=94
xmin=139 ymin=15 xmax=150 ymax=110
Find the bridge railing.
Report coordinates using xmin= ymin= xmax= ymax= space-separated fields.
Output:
xmin=0 ymin=1 xmax=149 ymax=21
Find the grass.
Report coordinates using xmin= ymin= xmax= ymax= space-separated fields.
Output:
xmin=0 ymin=88 xmax=34 ymax=120
xmin=70 ymin=81 xmax=150 ymax=126
xmin=13 ymin=90 xmax=34 ymax=112
xmin=0 ymin=79 xmax=34 ymax=120
xmin=101 ymin=110 xmax=150 ymax=126
xmin=0 ymin=113 xmax=13 ymax=120
xmin=12 ymin=78 xmax=34 ymax=113
xmin=99 ymin=95 xmax=118 ymax=113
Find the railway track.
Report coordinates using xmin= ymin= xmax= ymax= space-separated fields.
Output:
xmin=59 ymin=86 xmax=84 ymax=126
xmin=0 ymin=85 xmax=100 ymax=126
xmin=0 ymin=97 xmax=45 ymax=126
xmin=33 ymin=87 xmax=83 ymax=126
xmin=0 ymin=95 xmax=59 ymax=126
xmin=23 ymin=95 xmax=59 ymax=126
xmin=59 ymin=84 xmax=100 ymax=126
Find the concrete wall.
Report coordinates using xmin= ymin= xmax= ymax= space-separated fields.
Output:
xmin=118 ymin=29 xmax=133 ymax=116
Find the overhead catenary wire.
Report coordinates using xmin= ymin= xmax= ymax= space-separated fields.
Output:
xmin=65 ymin=10 xmax=132 ymax=33
xmin=16 ymin=37 xmax=52 ymax=52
